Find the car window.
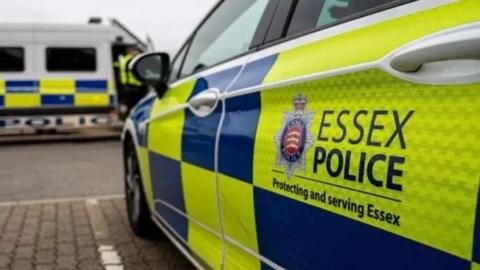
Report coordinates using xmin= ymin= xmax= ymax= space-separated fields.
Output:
xmin=180 ymin=0 xmax=270 ymax=77
xmin=46 ymin=47 xmax=96 ymax=72
xmin=287 ymin=0 xmax=412 ymax=36
xmin=264 ymin=0 xmax=294 ymax=43
xmin=169 ymin=45 xmax=188 ymax=83
xmin=0 ymin=47 xmax=24 ymax=72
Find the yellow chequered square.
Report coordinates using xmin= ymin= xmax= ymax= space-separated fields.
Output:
xmin=225 ymin=243 xmax=261 ymax=270
xmin=472 ymin=262 xmax=480 ymax=270
xmin=75 ymin=94 xmax=109 ymax=106
xmin=39 ymin=79 xmax=75 ymax=94
xmin=219 ymin=174 xmax=260 ymax=270
xmin=188 ymin=222 xmax=223 ymax=270
xmin=148 ymin=80 xmax=195 ymax=160
xmin=182 ymin=162 xmax=222 ymax=269
xmin=148 ymin=102 xmax=185 ymax=161
xmin=0 ymin=80 xmax=5 ymax=94
xmin=219 ymin=174 xmax=259 ymax=252
xmin=264 ymin=0 xmax=480 ymax=83
xmin=5 ymin=94 xmax=40 ymax=108
xmin=137 ymin=147 xmax=154 ymax=209
xmin=182 ymin=162 xmax=220 ymax=231
xmin=108 ymin=80 xmax=115 ymax=94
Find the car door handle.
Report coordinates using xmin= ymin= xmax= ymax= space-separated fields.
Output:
xmin=188 ymin=88 xmax=220 ymax=117
xmin=385 ymin=23 xmax=480 ymax=84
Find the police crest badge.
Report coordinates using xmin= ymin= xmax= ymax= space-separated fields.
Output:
xmin=275 ymin=93 xmax=315 ymax=179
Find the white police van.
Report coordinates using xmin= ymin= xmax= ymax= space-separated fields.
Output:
xmin=0 ymin=19 xmax=148 ymax=136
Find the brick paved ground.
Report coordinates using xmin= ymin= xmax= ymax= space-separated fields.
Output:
xmin=0 ymin=198 xmax=194 ymax=270
xmin=0 ymin=141 xmax=123 ymax=202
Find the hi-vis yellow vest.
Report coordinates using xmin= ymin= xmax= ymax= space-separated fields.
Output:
xmin=119 ymin=54 xmax=142 ymax=86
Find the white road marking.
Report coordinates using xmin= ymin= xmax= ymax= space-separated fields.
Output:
xmin=99 ymin=245 xmax=123 ymax=269
xmin=85 ymin=198 xmax=125 ymax=270
xmin=0 ymin=194 xmax=124 ymax=207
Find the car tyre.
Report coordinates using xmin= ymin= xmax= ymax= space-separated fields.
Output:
xmin=125 ymin=140 xmax=161 ymax=239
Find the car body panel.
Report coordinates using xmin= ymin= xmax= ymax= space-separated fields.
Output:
xmin=129 ymin=56 xmax=250 ymax=268
xmin=249 ymin=69 xmax=479 ymax=269
xmin=123 ymin=0 xmax=480 ymax=269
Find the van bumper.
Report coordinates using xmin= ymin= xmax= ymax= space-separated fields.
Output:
xmin=0 ymin=113 xmax=123 ymax=137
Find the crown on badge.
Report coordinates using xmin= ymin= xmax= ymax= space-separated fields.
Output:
xmin=293 ymin=93 xmax=307 ymax=111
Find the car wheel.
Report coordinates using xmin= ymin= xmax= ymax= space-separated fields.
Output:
xmin=125 ymin=140 xmax=159 ymax=239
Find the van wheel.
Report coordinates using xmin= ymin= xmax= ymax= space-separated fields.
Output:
xmin=125 ymin=141 xmax=159 ymax=239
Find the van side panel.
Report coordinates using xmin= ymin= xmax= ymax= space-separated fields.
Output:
xmin=0 ymin=24 xmax=119 ymax=132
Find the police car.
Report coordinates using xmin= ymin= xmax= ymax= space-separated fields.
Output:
xmin=122 ymin=0 xmax=480 ymax=269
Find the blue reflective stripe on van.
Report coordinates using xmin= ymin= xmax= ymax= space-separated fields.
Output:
xmin=75 ymin=80 xmax=108 ymax=93
xmin=0 ymin=96 xmax=3 ymax=107
xmin=4 ymin=80 xmax=111 ymax=93
xmin=41 ymin=95 xmax=74 ymax=106
xmin=6 ymin=80 xmax=38 ymax=93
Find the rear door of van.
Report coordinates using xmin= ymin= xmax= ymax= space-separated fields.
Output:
xmin=0 ymin=27 xmax=37 ymax=133
xmin=217 ymin=0 xmax=480 ymax=269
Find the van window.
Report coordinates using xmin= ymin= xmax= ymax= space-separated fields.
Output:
xmin=180 ymin=0 xmax=270 ymax=77
xmin=287 ymin=0 xmax=412 ymax=36
xmin=46 ymin=48 xmax=96 ymax=72
xmin=0 ymin=47 xmax=24 ymax=72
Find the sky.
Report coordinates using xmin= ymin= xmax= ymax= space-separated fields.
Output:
xmin=0 ymin=0 xmax=218 ymax=55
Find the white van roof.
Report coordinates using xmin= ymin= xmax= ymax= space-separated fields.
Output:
xmin=0 ymin=21 xmax=144 ymax=46
xmin=0 ymin=23 xmax=112 ymax=32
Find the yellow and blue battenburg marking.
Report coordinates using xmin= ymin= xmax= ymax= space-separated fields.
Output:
xmin=0 ymin=80 xmax=5 ymax=107
xmin=147 ymin=66 xmax=247 ymax=269
xmin=131 ymin=57 xmax=480 ymax=270
xmin=0 ymin=79 xmax=116 ymax=108
xmin=129 ymin=0 xmax=480 ymax=269
xmin=129 ymin=56 xmax=278 ymax=269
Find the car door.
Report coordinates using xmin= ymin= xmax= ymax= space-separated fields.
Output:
xmin=137 ymin=1 xmax=276 ymax=269
xmin=217 ymin=0 xmax=480 ymax=269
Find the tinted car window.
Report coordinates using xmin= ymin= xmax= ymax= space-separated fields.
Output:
xmin=46 ymin=48 xmax=96 ymax=72
xmin=0 ymin=47 xmax=24 ymax=72
xmin=287 ymin=0 xmax=412 ymax=36
xmin=181 ymin=0 xmax=270 ymax=77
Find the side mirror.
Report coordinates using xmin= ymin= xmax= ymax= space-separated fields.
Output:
xmin=129 ymin=52 xmax=170 ymax=98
